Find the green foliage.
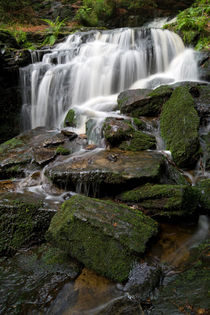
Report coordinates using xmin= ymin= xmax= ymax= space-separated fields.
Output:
xmin=42 ymin=17 xmax=66 ymax=46
xmin=76 ymin=0 xmax=115 ymax=26
xmin=169 ymin=0 xmax=210 ymax=49
xmin=56 ymin=146 xmax=71 ymax=155
xmin=11 ymin=30 xmax=35 ymax=49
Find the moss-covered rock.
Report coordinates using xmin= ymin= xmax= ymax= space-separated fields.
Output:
xmin=117 ymin=184 xmax=200 ymax=218
xmin=118 ymin=86 xmax=173 ymax=117
xmin=102 ymin=118 xmax=134 ymax=146
xmin=45 ymin=149 xmax=166 ymax=197
xmin=119 ymin=130 xmax=156 ymax=151
xmin=0 ymin=192 xmax=55 ymax=256
xmin=196 ymin=179 xmax=210 ymax=213
xmin=46 ymin=194 xmax=158 ymax=282
xmin=150 ymin=239 xmax=210 ymax=314
xmin=160 ymin=86 xmax=200 ymax=168
xmin=132 ymin=117 xmax=147 ymax=131
xmin=64 ymin=109 xmax=76 ymax=127
xmin=102 ymin=117 xmax=156 ymax=150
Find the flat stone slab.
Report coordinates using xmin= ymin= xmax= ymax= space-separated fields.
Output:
xmin=46 ymin=194 xmax=158 ymax=282
xmin=45 ymin=149 xmax=166 ymax=196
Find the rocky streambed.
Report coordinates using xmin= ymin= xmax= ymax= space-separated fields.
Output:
xmin=0 ymin=81 xmax=209 ymax=314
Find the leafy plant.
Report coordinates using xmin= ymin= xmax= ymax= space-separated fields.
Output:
xmin=42 ymin=16 xmax=66 ymax=46
xmin=9 ymin=30 xmax=35 ymax=49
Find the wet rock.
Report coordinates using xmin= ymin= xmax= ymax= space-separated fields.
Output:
xmin=61 ymin=129 xmax=78 ymax=140
xmin=46 ymin=194 xmax=158 ymax=282
xmin=150 ymin=239 xmax=210 ymax=314
xmin=45 ymin=149 xmax=166 ymax=197
xmin=123 ymin=262 xmax=162 ymax=301
xmin=0 ymin=244 xmax=81 ymax=314
xmin=117 ymin=184 xmax=200 ymax=219
xmin=0 ymin=127 xmax=71 ymax=179
xmin=42 ymin=132 xmax=66 ymax=147
xmin=103 ymin=117 xmax=156 ymax=150
xmin=94 ymin=295 xmax=144 ymax=315
xmin=33 ymin=146 xmax=57 ymax=165
xmin=197 ymin=51 xmax=210 ymax=82
xmin=0 ymin=192 xmax=55 ymax=256
xmin=160 ymin=86 xmax=200 ymax=168
xmin=196 ymin=179 xmax=210 ymax=213
xmin=118 ymin=86 xmax=173 ymax=117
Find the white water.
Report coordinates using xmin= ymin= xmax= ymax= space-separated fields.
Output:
xmin=20 ymin=27 xmax=199 ymax=134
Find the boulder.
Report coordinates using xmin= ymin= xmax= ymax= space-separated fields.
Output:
xmin=0 ymin=192 xmax=55 ymax=256
xmin=45 ymin=149 xmax=166 ymax=197
xmin=160 ymin=86 xmax=200 ymax=168
xmin=123 ymin=262 xmax=162 ymax=300
xmin=118 ymin=86 xmax=173 ymax=117
xmin=102 ymin=117 xmax=156 ymax=150
xmin=46 ymin=194 xmax=158 ymax=282
xmin=117 ymin=184 xmax=200 ymax=218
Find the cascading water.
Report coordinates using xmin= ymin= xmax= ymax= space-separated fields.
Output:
xmin=20 ymin=27 xmax=199 ymax=134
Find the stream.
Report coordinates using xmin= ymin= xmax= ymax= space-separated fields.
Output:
xmin=0 ymin=23 xmax=209 ymax=314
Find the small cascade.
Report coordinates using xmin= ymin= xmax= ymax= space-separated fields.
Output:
xmin=20 ymin=27 xmax=198 ymax=135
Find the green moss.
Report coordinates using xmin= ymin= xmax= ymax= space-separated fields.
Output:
xmin=0 ymin=194 xmax=53 ymax=256
xmin=118 ymin=184 xmax=200 ymax=217
xmin=64 ymin=109 xmax=76 ymax=127
xmin=46 ymin=194 xmax=158 ymax=282
xmin=160 ymin=86 xmax=200 ymax=168
xmin=132 ymin=117 xmax=147 ymax=130
xmin=0 ymin=137 xmax=24 ymax=154
xmin=148 ymin=85 xmax=173 ymax=98
xmin=55 ymin=145 xmax=71 ymax=155
xmin=119 ymin=130 xmax=156 ymax=151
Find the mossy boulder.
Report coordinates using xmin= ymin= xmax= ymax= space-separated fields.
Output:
xmin=150 ymin=239 xmax=210 ymax=314
xmin=45 ymin=149 xmax=166 ymax=197
xmin=160 ymin=86 xmax=200 ymax=168
xmin=102 ymin=118 xmax=134 ymax=146
xmin=0 ymin=192 xmax=55 ymax=256
xmin=117 ymin=184 xmax=200 ymax=218
xmin=102 ymin=117 xmax=156 ymax=150
xmin=64 ymin=109 xmax=76 ymax=127
xmin=119 ymin=131 xmax=156 ymax=151
xmin=196 ymin=179 xmax=210 ymax=213
xmin=118 ymin=86 xmax=173 ymax=117
xmin=46 ymin=195 xmax=158 ymax=282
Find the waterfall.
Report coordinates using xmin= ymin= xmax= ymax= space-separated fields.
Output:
xmin=20 ymin=27 xmax=198 ymax=132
